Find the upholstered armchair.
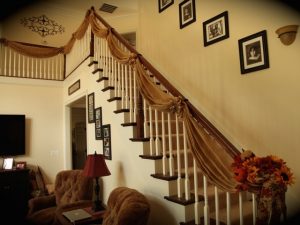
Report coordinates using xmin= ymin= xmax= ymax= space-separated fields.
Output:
xmin=102 ymin=187 xmax=151 ymax=225
xmin=26 ymin=169 xmax=93 ymax=225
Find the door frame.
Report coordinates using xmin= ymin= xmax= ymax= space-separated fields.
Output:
xmin=63 ymin=91 xmax=88 ymax=170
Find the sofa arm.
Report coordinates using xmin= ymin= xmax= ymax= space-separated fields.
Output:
xmin=27 ymin=194 xmax=56 ymax=215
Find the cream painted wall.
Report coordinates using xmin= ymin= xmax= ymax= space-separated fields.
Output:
xmin=0 ymin=77 xmax=64 ymax=183
xmin=138 ymin=0 xmax=300 ymax=217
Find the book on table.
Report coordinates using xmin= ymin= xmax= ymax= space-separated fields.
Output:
xmin=62 ymin=208 xmax=92 ymax=222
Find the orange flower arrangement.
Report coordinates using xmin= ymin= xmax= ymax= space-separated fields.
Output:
xmin=232 ymin=150 xmax=294 ymax=192
xmin=232 ymin=150 xmax=295 ymax=225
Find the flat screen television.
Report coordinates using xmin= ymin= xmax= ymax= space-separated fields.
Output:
xmin=0 ymin=114 xmax=26 ymax=156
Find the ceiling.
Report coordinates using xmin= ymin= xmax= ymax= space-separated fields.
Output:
xmin=0 ymin=0 xmax=138 ymax=46
xmin=0 ymin=0 xmax=138 ymax=21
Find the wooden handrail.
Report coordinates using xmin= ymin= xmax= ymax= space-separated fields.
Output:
xmin=93 ymin=7 xmax=240 ymax=156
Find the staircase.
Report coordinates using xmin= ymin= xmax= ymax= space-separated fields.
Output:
xmin=88 ymin=43 xmax=255 ymax=225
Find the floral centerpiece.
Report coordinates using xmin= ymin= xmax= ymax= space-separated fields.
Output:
xmin=232 ymin=150 xmax=294 ymax=225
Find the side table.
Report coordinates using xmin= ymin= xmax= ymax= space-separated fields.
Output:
xmin=57 ymin=206 xmax=105 ymax=225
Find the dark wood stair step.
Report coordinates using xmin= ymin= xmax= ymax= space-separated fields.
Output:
xmin=129 ymin=137 xmax=150 ymax=142
xmin=107 ymin=96 xmax=121 ymax=102
xmin=121 ymin=122 xmax=136 ymax=127
xmin=102 ymin=86 xmax=114 ymax=92
xmin=92 ymin=68 xmax=103 ymax=74
xmin=139 ymin=155 xmax=163 ymax=160
xmin=114 ymin=109 xmax=129 ymax=114
xmin=96 ymin=76 xmax=108 ymax=83
xmin=88 ymin=61 xmax=98 ymax=67
xmin=150 ymin=173 xmax=178 ymax=181
xmin=164 ymin=193 xmax=202 ymax=206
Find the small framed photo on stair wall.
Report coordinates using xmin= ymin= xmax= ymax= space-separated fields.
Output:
xmin=102 ymin=124 xmax=112 ymax=160
xmin=88 ymin=93 xmax=95 ymax=123
xmin=179 ymin=0 xmax=196 ymax=29
xmin=158 ymin=0 xmax=174 ymax=13
xmin=95 ymin=107 xmax=103 ymax=140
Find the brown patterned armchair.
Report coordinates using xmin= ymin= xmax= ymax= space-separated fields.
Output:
xmin=102 ymin=187 xmax=151 ymax=225
xmin=26 ymin=169 xmax=93 ymax=225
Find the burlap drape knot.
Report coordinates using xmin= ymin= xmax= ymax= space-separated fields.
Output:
xmin=128 ymin=54 xmax=137 ymax=67
xmin=169 ymin=96 xmax=186 ymax=118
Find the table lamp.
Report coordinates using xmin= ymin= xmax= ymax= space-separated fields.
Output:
xmin=83 ymin=151 xmax=111 ymax=211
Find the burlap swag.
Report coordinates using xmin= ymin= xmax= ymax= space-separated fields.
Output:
xmin=1 ymin=8 xmax=239 ymax=192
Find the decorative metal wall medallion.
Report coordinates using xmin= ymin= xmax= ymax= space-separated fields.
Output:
xmin=20 ymin=15 xmax=65 ymax=37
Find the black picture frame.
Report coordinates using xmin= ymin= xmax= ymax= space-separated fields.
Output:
xmin=238 ymin=30 xmax=269 ymax=74
xmin=203 ymin=11 xmax=229 ymax=47
xmin=88 ymin=93 xmax=95 ymax=123
xmin=179 ymin=0 xmax=196 ymax=29
xmin=94 ymin=107 xmax=103 ymax=140
xmin=102 ymin=124 xmax=111 ymax=160
xmin=158 ymin=0 xmax=174 ymax=13
xmin=68 ymin=79 xmax=80 ymax=95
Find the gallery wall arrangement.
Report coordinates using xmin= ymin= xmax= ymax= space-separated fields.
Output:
xmin=87 ymin=92 xmax=112 ymax=160
xmin=158 ymin=1 xmax=273 ymax=75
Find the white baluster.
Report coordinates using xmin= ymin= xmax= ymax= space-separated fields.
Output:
xmin=183 ymin=122 xmax=190 ymax=200
xmin=203 ymin=175 xmax=210 ymax=225
xmin=149 ymin=106 xmax=154 ymax=156
xmin=143 ymin=99 xmax=148 ymax=138
xmin=121 ymin=64 xmax=125 ymax=108
xmin=0 ymin=44 xmax=2 ymax=75
xmin=26 ymin=56 xmax=29 ymax=78
xmin=215 ymin=187 xmax=220 ymax=225
xmin=194 ymin=159 xmax=200 ymax=225
xmin=239 ymin=192 xmax=244 ymax=225
xmin=4 ymin=46 xmax=7 ymax=75
xmin=18 ymin=53 xmax=20 ymax=77
xmin=168 ymin=113 xmax=174 ymax=176
xmin=22 ymin=54 xmax=25 ymax=78
xmin=252 ymin=193 xmax=256 ymax=225
xmin=162 ymin=112 xmax=167 ymax=175
xmin=125 ymin=65 xmax=129 ymax=109
xmin=13 ymin=50 xmax=16 ymax=76
xmin=155 ymin=109 xmax=160 ymax=156
xmin=226 ymin=192 xmax=231 ymax=225
xmin=8 ymin=48 xmax=12 ymax=76
xmin=176 ymin=115 xmax=182 ymax=198
xmin=133 ymin=69 xmax=137 ymax=123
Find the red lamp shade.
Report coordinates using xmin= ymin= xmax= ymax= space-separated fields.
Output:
xmin=83 ymin=152 xmax=111 ymax=178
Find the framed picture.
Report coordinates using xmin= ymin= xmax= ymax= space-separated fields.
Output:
xmin=95 ymin=107 xmax=103 ymax=140
xmin=2 ymin=158 xmax=13 ymax=170
xmin=158 ymin=0 xmax=174 ymax=13
xmin=102 ymin=124 xmax=111 ymax=160
xmin=203 ymin=11 xmax=229 ymax=47
xmin=68 ymin=79 xmax=80 ymax=96
xmin=179 ymin=0 xmax=196 ymax=29
xmin=16 ymin=161 xmax=27 ymax=169
xmin=238 ymin=30 xmax=269 ymax=74
xmin=88 ymin=93 xmax=95 ymax=123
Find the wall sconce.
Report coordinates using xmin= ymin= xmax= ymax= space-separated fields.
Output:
xmin=275 ymin=25 xmax=298 ymax=45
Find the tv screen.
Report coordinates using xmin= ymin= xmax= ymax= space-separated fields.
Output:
xmin=0 ymin=114 xmax=25 ymax=156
